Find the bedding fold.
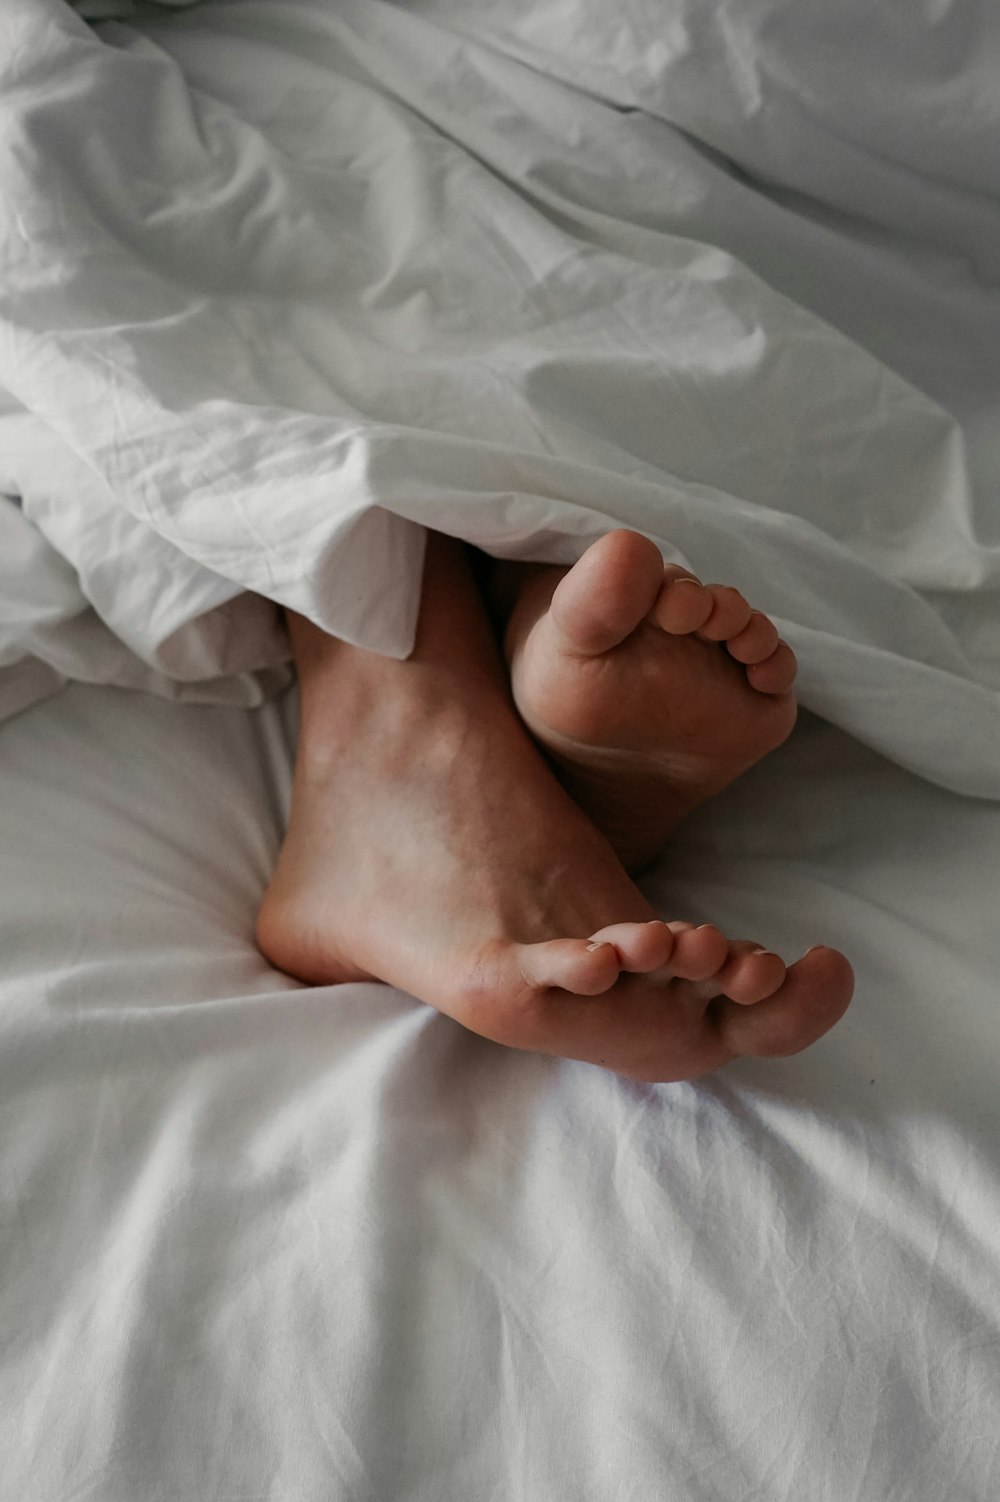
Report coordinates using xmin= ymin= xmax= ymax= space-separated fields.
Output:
xmin=1 ymin=0 xmax=998 ymax=794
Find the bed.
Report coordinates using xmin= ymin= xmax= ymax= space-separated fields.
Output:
xmin=3 ymin=1 xmax=1000 ymax=1496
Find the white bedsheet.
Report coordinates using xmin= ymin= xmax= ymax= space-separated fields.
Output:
xmin=1 ymin=0 xmax=999 ymax=796
xmin=2 ymin=683 xmax=999 ymax=1499
xmin=3 ymin=2 xmax=1000 ymax=1495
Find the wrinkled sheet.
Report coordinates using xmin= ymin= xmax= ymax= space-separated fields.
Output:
xmin=4 ymin=4 xmax=1000 ymax=1496
xmin=1 ymin=0 xmax=999 ymax=796
xmin=3 ymin=683 xmax=1000 ymax=1500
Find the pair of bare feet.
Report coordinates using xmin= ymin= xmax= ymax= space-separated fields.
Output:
xmin=257 ymin=530 xmax=853 ymax=1083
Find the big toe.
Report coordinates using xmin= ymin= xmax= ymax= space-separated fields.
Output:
xmin=550 ymin=530 xmax=665 ymax=655
xmin=715 ymin=946 xmax=854 ymax=1059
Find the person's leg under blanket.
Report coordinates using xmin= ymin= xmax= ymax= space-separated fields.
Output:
xmin=2 ymin=1 xmax=855 ymax=1079
xmin=258 ymin=529 xmax=853 ymax=1083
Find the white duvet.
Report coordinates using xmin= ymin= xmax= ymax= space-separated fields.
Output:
xmin=3 ymin=3 xmax=1000 ymax=1498
xmin=1 ymin=0 xmax=999 ymax=796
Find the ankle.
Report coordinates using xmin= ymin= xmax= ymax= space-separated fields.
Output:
xmin=291 ymin=638 xmax=525 ymax=800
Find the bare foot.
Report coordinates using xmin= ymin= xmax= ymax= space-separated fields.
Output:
xmin=502 ymin=530 xmax=799 ymax=870
xmin=256 ymin=684 xmax=851 ymax=1082
xmin=257 ymin=544 xmax=852 ymax=1083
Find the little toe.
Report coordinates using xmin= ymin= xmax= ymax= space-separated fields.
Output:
xmin=699 ymin=586 xmax=754 ymax=642
xmin=713 ymin=942 xmax=787 ymax=1005
xmin=654 ymin=572 xmax=715 ymax=635
xmin=666 ymin=922 xmax=729 ymax=980
xmin=550 ymin=530 xmax=665 ymax=655
xmin=715 ymin=946 xmax=854 ymax=1058
xmin=587 ymin=919 xmax=675 ymax=973
xmin=746 ymin=641 xmax=798 ymax=695
xmin=726 ymin=611 xmax=780 ymax=666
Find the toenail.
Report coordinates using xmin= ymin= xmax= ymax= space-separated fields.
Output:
xmin=586 ymin=940 xmax=612 ymax=953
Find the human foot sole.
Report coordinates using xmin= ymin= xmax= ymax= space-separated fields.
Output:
xmin=503 ymin=530 xmax=799 ymax=870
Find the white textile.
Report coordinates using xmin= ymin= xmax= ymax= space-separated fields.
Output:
xmin=0 ymin=0 xmax=998 ymax=794
xmin=4 ymin=7 xmax=1000 ymax=1494
xmin=2 ymin=683 xmax=999 ymax=1500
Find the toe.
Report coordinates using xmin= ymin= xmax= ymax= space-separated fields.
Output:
xmin=654 ymin=571 xmax=715 ymax=635
xmin=698 ymin=586 xmax=753 ymax=642
xmin=586 ymin=919 xmax=675 ymax=972
xmin=666 ymin=922 xmax=729 ymax=980
xmin=715 ymin=946 xmax=854 ymax=1058
xmin=726 ymin=611 xmax=780 ymax=665
xmin=513 ymin=936 xmax=622 ymax=997
xmin=712 ymin=941 xmax=787 ymax=1005
xmin=746 ymin=641 xmax=797 ymax=695
xmin=550 ymin=530 xmax=666 ymax=655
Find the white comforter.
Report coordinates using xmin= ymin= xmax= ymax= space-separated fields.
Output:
xmin=1 ymin=0 xmax=999 ymax=795
xmin=3 ymin=4 xmax=1000 ymax=1497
